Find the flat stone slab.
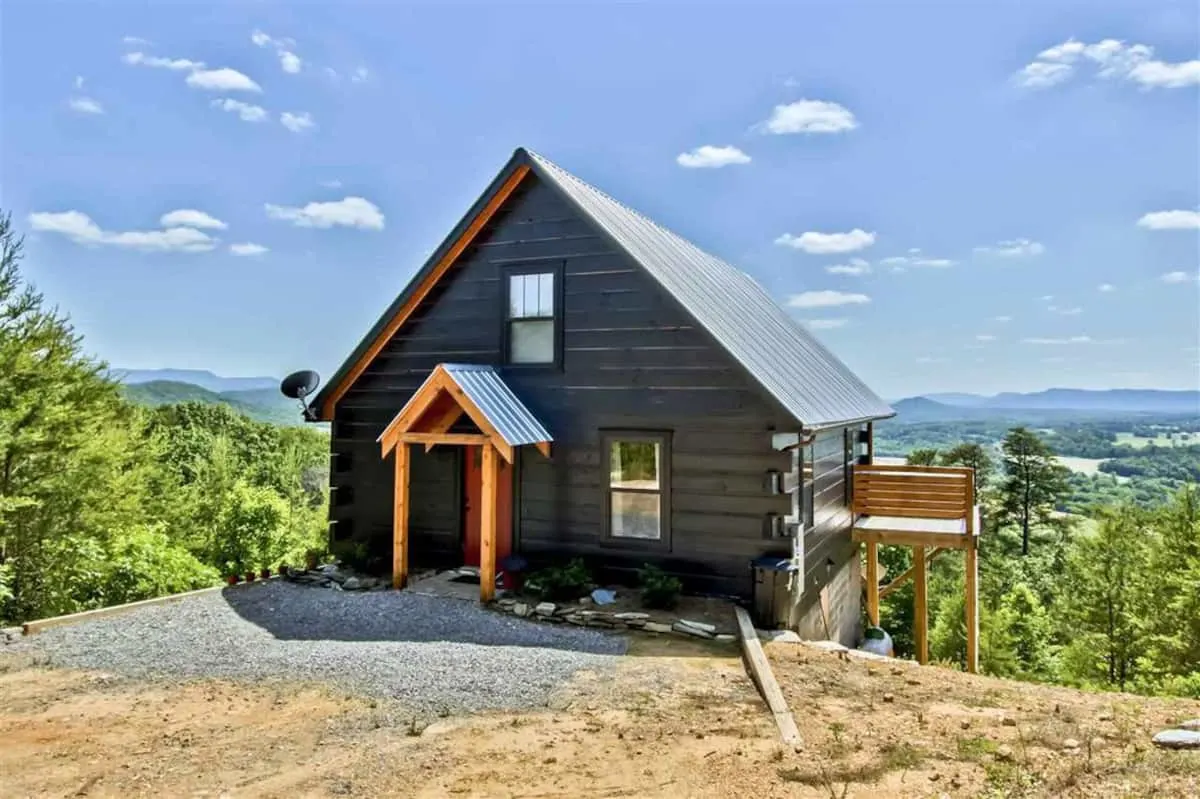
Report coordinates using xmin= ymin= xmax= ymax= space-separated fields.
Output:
xmin=757 ymin=630 xmax=803 ymax=644
xmin=1179 ymin=719 xmax=1200 ymax=732
xmin=1152 ymin=729 xmax=1200 ymax=750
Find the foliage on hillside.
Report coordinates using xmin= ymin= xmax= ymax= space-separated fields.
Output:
xmin=0 ymin=215 xmax=328 ymax=625
xmin=884 ymin=426 xmax=1200 ymax=700
xmin=123 ymin=379 xmax=306 ymax=427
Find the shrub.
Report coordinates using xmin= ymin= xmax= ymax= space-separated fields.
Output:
xmin=525 ymin=558 xmax=592 ymax=601
xmin=638 ymin=563 xmax=682 ymax=609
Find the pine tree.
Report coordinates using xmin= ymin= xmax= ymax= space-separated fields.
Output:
xmin=997 ymin=427 xmax=1070 ymax=555
xmin=940 ymin=442 xmax=994 ymax=490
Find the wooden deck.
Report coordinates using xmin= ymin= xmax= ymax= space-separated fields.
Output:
xmin=851 ymin=463 xmax=979 ymax=672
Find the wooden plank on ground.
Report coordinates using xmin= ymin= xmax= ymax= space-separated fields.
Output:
xmin=733 ymin=606 xmax=801 ymax=746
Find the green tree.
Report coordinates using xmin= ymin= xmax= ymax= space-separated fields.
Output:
xmin=997 ymin=427 xmax=1070 ymax=555
xmin=1057 ymin=506 xmax=1150 ymax=690
xmin=940 ymin=442 xmax=994 ymax=490
xmin=1137 ymin=486 xmax=1200 ymax=696
xmin=906 ymin=448 xmax=940 ymax=466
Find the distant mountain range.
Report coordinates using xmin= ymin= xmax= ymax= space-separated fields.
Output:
xmin=891 ymin=389 xmax=1200 ymax=423
xmin=111 ymin=370 xmax=305 ymax=426
xmin=110 ymin=368 xmax=280 ymax=394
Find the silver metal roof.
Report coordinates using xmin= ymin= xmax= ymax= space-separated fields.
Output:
xmin=441 ymin=363 xmax=553 ymax=446
xmin=525 ymin=150 xmax=895 ymax=430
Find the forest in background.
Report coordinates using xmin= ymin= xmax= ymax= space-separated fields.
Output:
xmin=0 ymin=215 xmax=329 ymax=626
xmin=881 ymin=432 xmax=1200 ymax=700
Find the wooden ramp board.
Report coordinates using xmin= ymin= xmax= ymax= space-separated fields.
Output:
xmin=733 ymin=606 xmax=801 ymax=746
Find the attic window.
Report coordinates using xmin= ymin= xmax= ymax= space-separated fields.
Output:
xmin=505 ymin=267 xmax=559 ymax=365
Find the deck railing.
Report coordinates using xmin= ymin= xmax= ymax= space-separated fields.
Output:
xmin=852 ymin=463 xmax=975 ymax=529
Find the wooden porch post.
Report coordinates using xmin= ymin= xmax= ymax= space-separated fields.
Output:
xmin=914 ymin=545 xmax=928 ymax=664
xmin=866 ymin=422 xmax=874 ymax=464
xmin=965 ymin=538 xmax=979 ymax=674
xmin=865 ymin=541 xmax=880 ymax=627
xmin=479 ymin=442 xmax=498 ymax=602
xmin=392 ymin=443 xmax=410 ymax=589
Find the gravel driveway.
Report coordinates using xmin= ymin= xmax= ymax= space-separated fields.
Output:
xmin=11 ymin=581 xmax=627 ymax=716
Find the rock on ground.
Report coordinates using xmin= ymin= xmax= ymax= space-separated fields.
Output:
xmin=11 ymin=581 xmax=626 ymax=718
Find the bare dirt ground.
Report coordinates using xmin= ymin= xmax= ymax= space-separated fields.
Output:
xmin=767 ymin=641 xmax=1200 ymax=798
xmin=2 ymin=636 xmax=1198 ymax=799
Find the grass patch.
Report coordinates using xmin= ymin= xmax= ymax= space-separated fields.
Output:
xmin=982 ymin=761 xmax=1039 ymax=797
xmin=956 ymin=735 xmax=998 ymax=761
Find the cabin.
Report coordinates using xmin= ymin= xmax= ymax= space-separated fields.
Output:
xmin=308 ymin=147 xmax=903 ymax=646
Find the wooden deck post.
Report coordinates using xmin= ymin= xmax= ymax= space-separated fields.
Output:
xmin=965 ymin=536 xmax=979 ymax=674
xmin=480 ymin=442 xmax=498 ymax=602
xmin=914 ymin=545 xmax=928 ymax=664
xmin=865 ymin=541 xmax=880 ymax=627
xmin=866 ymin=422 xmax=874 ymax=464
xmin=392 ymin=443 xmax=410 ymax=589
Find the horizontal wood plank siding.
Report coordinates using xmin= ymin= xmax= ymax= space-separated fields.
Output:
xmin=329 ymin=175 xmax=839 ymax=596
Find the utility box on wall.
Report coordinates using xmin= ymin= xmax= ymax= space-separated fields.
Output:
xmin=751 ymin=556 xmax=800 ymax=629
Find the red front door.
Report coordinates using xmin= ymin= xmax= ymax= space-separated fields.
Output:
xmin=462 ymin=446 xmax=513 ymax=568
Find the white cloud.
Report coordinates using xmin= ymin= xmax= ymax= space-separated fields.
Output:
xmin=1161 ymin=271 xmax=1198 ymax=283
xmin=825 ymin=258 xmax=871 ymax=276
xmin=878 ymin=251 xmax=955 ymax=269
xmin=351 ymin=66 xmax=370 ymax=83
xmin=776 ymin=229 xmax=875 ymax=254
xmin=676 ymin=145 xmax=751 ymax=168
xmin=804 ymin=318 xmax=848 ymax=330
xmin=759 ymin=99 xmax=857 ymax=134
xmin=74 ymin=75 xmax=85 ymax=90
xmin=1039 ymin=295 xmax=1054 ymax=302
xmin=252 ymin=30 xmax=303 ymax=74
xmin=186 ymin=67 xmax=261 ymax=92
xmin=976 ymin=334 xmax=997 ymax=342
xmin=122 ymin=36 xmax=150 ymax=46
xmin=28 ymin=210 xmax=217 ymax=253
xmin=122 ymin=52 xmax=204 ymax=71
xmin=68 ymin=97 xmax=104 ymax=114
xmin=1137 ymin=209 xmax=1200 ymax=230
xmin=1056 ymin=306 xmax=1084 ymax=315
xmin=786 ymin=290 xmax=871 ymax=309
xmin=974 ymin=238 xmax=1045 ymax=257
xmin=265 ymin=196 xmax=385 ymax=230
xmin=320 ymin=179 xmax=343 ymax=189
xmin=1098 ymin=283 xmax=1115 ymax=292
xmin=1022 ymin=335 xmax=1092 ymax=344
xmin=994 ymin=315 xmax=1013 ymax=322
xmin=159 ymin=209 xmax=226 ymax=230
xmin=279 ymin=51 xmax=302 ymax=74
xmin=280 ymin=111 xmax=316 ymax=133
xmin=1017 ymin=38 xmax=1199 ymax=90
xmin=230 ymin=242 xmax=269 ymax=256
xmin=211 ymin=98 xmax=268 ymax=122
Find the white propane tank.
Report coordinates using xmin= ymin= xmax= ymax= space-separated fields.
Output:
xmin=859 ymin=625 xmax=894 ymax=657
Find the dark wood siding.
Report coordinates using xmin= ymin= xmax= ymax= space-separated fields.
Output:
xmin=796 ymin=428 xmax=858 ymax=617
xmin=329 ymin=175 xmax=857 ymax=596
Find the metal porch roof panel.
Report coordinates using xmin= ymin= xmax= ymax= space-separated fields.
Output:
xmin=525 ymin=150 xmax=894 ymax=430
xmin=441 ymin=363 xmax=552 ymax=446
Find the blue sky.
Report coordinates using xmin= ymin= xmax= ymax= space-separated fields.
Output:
xmin=3 ymin=0 xmax=1198 ymax=399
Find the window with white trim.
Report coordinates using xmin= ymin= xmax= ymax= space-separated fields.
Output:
xmin=506 ymin=271 xmax=556 ymax=364
xmin=603 ymin=432 xmax=671 ymax=545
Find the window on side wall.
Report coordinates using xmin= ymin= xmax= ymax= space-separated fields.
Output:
xmin=602 ymin=431 xmax=671 ymax=548
xmin=505 ymin=268 xmax=558 ymax=365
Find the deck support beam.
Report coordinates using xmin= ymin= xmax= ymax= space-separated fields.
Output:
xmin=480 ymin=442 xmax=498 ymax=602
xmin=965 ymin=534 xmax=979 ymax=674
xmin=392 ymin=443 xmax=410 ymax=589
xmin=913 ymin=545 xmax=928 ymax=665
xmin=864 ymin=541 xmax=880 ymax=627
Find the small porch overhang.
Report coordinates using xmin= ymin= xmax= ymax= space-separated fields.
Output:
xmin=376 ymin=363 xmax=553 ymax=599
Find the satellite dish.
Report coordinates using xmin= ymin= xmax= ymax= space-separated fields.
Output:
xmin=280 ymin=370 xmax=321 ymax=421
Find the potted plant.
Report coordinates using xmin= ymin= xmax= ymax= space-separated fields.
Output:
xmin=227 ymin=574 xmax=240 ymax=586
xmin=304 ymin=548 xmax=321 ymax=572
xmin=260 ymin=566 xmax=272 ymax=580
xmin=245 ymin=570 xmax=257 ymax=582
